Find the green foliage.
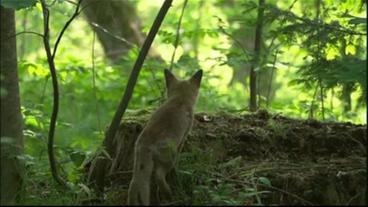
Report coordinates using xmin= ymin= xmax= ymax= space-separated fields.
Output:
xmin=172 ymin=147 xmax=272 ymax=205
xmin=17 ymin=156 xmax=92 ymax=205
xmin=10 ymin=0 xmax=367 ymax=204
xmin=267 ymin=1 xmax=367 ymax=116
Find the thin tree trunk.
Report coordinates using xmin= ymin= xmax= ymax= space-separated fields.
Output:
xmin=249 ymin=0 xmax=265 ymax=111
xmin=0 ymin=6 xmax=24 ymax=205
xmin=342 ymin=83 xmax=353 ymax=112
xmin=339 ymin=36 xmax=354 ymax=112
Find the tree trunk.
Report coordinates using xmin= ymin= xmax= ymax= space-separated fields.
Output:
xmin=220 ymin=0 xmax=279 ymax=107
xmin=0 ymin=6 xmax=25 ymax=205
xmin=339 ymin=37 xmax=354 ymax=112
xmin=81 ymin=0 xmax=145 ymax=62
xmin=249 ymin=0 xmax=265 ymax=111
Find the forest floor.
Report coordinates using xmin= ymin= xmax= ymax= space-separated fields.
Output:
xmin=90 ymin=110 xmax=366 ymax=205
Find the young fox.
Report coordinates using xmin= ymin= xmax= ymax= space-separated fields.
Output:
xmin=127 ymin=69 xmax=203 ymax=205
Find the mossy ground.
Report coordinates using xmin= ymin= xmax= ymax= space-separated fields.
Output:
xmin=99 ymin=110 xmax=367 ymax=205
xmin=18 ymin=110 xmax=366 ymax=205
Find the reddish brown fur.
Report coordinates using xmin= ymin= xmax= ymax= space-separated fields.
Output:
xmin=127 ymin=69 xmax=203 ymax=205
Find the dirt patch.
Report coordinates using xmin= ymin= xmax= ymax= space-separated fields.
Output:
xmin=87 ymin=110 xmax=367 ymax=205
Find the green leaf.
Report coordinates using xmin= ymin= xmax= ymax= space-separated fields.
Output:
xmin=69 ymin=151 xmax=86 ymax=167
xmin=222 ymin=156 xmax=242 ymax=168
xmin=258 ymin=177 xmax=272 ymax=186
xmin=1 ymin=0 xmax=37 ymax=10
xmin=25 ymin=116 xmax=38 ymax=128
xmin=348 ymin=17 xmax=367 ymax=25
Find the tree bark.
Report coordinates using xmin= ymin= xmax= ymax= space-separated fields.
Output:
xmin=81 ymin=0 xmax=145 ymax=62
xmin=249 ymin=0 xmax=265 ymax=111
xmin=0 ymin=6 xmax=24 ymax=205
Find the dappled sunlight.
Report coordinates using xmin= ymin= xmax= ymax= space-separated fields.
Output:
xmin=2 ymin=0 xmax=365 ymax=205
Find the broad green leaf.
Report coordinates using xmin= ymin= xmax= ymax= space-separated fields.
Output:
xmin=258 ymin=177 xmax=272 ymax=186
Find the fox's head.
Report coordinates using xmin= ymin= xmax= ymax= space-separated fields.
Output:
xmin=164 ymin=69 xmax=203 ymax=105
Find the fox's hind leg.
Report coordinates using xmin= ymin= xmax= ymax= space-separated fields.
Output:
xmin=128 ymin=146 xmax=154 ymax=205
xmin=154 ymin=164 xmax=172 ymax=204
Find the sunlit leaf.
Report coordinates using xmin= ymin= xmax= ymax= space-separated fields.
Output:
xmin=326 ymin=47 xmax=339 ymax=60
xmin=345 ymin=44 xmax=356 ymax=55
xmin=25 ymin=116 xmax=39 ymax=128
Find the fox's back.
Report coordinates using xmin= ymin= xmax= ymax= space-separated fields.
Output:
xmin=137 ymin=97 xmax=194 ymax=146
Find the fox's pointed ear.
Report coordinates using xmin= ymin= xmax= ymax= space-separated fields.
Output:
xmin=164 ymin=69 xmax=177 ymax=88
xmin=189 ymin=70 xmax=203 ymax=87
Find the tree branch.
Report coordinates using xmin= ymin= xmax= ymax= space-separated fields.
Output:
xmin=89 ymin=22 xmax=135 ymax=47
xmin=169 ymin=0 xmax=188 ymax=71
xmin=106 ymin=0 xmax=172 ymax=150
xmin=92 ymin=0 xmax=173 ymax=194
xmin=52 ymin=0 xmax=83 ymax=60
xmin=40 ymin=0 xmax=83 ymax=187
xmin=10 ymin=31 xmax=43 ymax=39
xmin=250 ymin=0 xmax=265 ymax=112
xmin=268 ymin=4 xmax=367 ymax=36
